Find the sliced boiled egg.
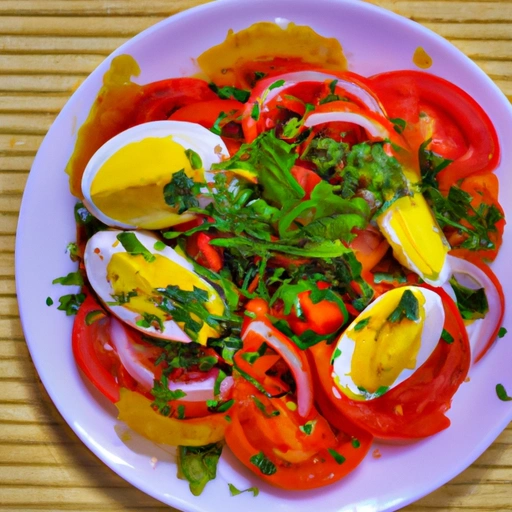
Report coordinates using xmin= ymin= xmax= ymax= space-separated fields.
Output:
xmin=376 ymin=190 xmax=451 ymax=286
xmin=84 ymin=230 xmax=225 ymax=345
xmin=332 ymin=286 xmax=445 ymax=401
xmin=81 ymin=120 xmax=229 ymax=230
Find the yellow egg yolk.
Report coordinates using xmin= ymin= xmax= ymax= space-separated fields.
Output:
xmin=106 ymin=252 xmax=224 ymax=344
xmin=344 ymin=288 xmax=426 ymax=399
xmin=376 ymin=192 xmax=449 ymax=284
xmin=90 ymin=136 xmax=204 ymax=229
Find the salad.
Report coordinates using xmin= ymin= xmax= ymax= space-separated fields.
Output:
xmin=52 ymin=21 xmax=506 ymax=496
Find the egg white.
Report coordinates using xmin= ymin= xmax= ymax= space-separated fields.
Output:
xmin=332 ymin=286 xmax=445 ymax=400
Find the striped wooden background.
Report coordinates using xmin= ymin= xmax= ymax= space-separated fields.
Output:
xmin=2 ymin=1 xmax=511 ymax=510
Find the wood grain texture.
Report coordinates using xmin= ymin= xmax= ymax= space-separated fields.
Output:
xmin=2 ymin=1 xmax=511 ymax=511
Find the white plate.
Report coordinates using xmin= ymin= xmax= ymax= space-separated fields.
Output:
xmin=16 ymin=0 xmax=512 ymax=510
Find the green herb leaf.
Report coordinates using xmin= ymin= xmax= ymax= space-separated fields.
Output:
xmin=57 ymin=293 xmax=85 ymax=316
xmin=252 ymin=396 xmax=280 ymax=418
xmin=136 ymin=312 xmax=164 ymax=332
xmin=211 ymin=111 xmax=227 ymax=135
xmin=52 ymin=271 xmax=83 ymax=286
xmin=387 ymin=289 xmax=419 ymax=323
xmin=151 ymin=375 xmax=186 ymax=415
xmin=496 ymin=383 xmax=512 ymax=402
xmin=441 ymin=329 xmax=454 ymax=344
xmin=209 ymin=83 xmax=251 ymax=103
xmin=250 ymin=102 xmax=260 ymax=121
xmin=154 ymin=240 xmax=166 ymax=251
xmin=185 ymin=149 xmax=203 ymax=170
xmin=390 ymin=117 xmax=407 ymax=134
xmin=299 ymin=420 xmax=317 ymax=435
xmin=177 ymin=443 xmax=223 ymax=496
xmin=228 ymin=483 xmax=259 ymax=497
xmin=268 ymin=79 xmax=285 ymax=91
xmin=351 ymin=438 xmax=361 ymax=448
xmin=249 ymin=451 xmax=277 ymax=476
xmin=163 ymin=169 xmax=201 ymax=214
xmin=116 ymin=232 xmax=156 ymax=263
xmin=45 ymin=297 xmax=53 ymax=306
xmin=498 ymin=327 xmax=508 ymax=339
xmin=330 ymin=347 xmax=342 ymax=364
xmin=449 ymin=276 xmax=489 ymax=320
xmin=85 ymin=309 xmax=106 ymax=326
xmin=354 ymin=317 xmax=370 ymax=331
xmin=328 ymin=448 xmax=346 ymax=465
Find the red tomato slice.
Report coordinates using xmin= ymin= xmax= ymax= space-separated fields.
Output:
xmin=132 ymin=78 xmax=217 ymax=124
xmin=309 ymin=285 xmax=470 ymax=440
xmin=225 ymin=378 xmax=372 ymax=490
xmin=72 ymin=294 xmax=123 ymax=403
xmin=168 ymin=99 xmax=243 ymax=129
xmin=369 ymin=70 xmax=500 ymax=188
xmin=446 ymin=172 xmax=505 ymax=262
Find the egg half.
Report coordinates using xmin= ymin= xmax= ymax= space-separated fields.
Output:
xmin=331 ymin=286 xmax=445 ymax=401
xmin=84 ymin=230 xmax=225 ymax=344
xmin=376 ymin=191 xmax=451 ymax=287
xmin=81 ymin=120 xmax=229 ymax=230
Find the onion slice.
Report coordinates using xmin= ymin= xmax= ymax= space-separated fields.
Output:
xmin=443 ymin=255 xmax=504 ymax=363
xmin=242 ymin=319 xmax=314 ymax=417
xmin=110 ymin=318 xmax=216 ymax=401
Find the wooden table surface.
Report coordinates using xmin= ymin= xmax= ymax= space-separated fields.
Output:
xmin=2 ymin=1 xmax=512 ymax=510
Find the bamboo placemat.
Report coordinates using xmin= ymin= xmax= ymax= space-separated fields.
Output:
xmin=2 ymin=1 xmax=511 ymax=510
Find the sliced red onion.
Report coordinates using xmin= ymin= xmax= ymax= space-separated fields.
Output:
xmin=443 ymin=255 xmax=504 ymax=363
xmin=242 ymin=320 xmax=313 ymax=417
xmin=110 ymin=318 xmax=216 ymax=401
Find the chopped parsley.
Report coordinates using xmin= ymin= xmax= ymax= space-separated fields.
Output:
xmin=228 ymin=483 xmax=259 ymax=497
xmin=496 ymin=384 xmax=512 ymax=402
xmin=163 ymin=169 xmax=201 ymax=214
xmin=387 ymin=289 xmax=419 ymax=323
xmin=116 ymin=232 xmax=155 ymax=262
xmin=249 ymin=451 xmax=277 ymax=476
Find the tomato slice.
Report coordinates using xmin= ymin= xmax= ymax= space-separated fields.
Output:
xmin=369 ymin=70 xmax=500 ymax=188
xmin=225 ymin=378 xmax=372 ymax=490
xmin=168 ymin=98 xmax=243 ymax=130
xmin=72 ymin=293 xmax=122 ymax=402
xmin=132 ymin=78 xmax=217 ymax=124
xmin=445 ymin=172 xmax=505 ymax=262
xmin=309 ymin=285 xmax=470 ymax=440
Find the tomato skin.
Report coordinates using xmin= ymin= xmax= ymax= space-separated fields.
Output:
xmin=290 ymin=165 xmax=322 ymax=199
xmin=446 ymin=172 xmax=505 ymax=262
xmin=225 ymin=379 xmax=372 ymax=490
xmin=309 ymin=286 xmax=471 ymax=440
xmin=369 ymin=70 xmax=500 ymax=187
xmin=72 ymin=293 xmax=121 ymax=403
xmin=132 ymin=78 xmax=217 ymax=124
xmin=168 ymin=98 xmax=243 ymax=129
xmin=186 ymin=232 xmax=224 ymax=272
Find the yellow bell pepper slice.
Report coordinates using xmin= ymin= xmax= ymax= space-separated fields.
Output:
xmin=115 ymin=388 xmax=228 ymax=447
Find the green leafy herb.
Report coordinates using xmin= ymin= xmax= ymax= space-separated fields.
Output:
xmin=330 ymin=347 xmax=342 ymax=364
xmin=45 ymin=297 xmax=53 ymax=306
xmin=449 ymin=276 xmax=489 ymax=320
xmin=66 ymin=242 xmax=80 ymax=262
xmin=153 ymin=240 xmax=166 ymax=251
xmin=268 ymin=79 xmax=285 ymax=91
xmin=351 ymin=438 xmax=361 ymax=449
xmin=327 ymin=448 xmax=346 ymax=465
xmin=85 ymin=309 xmax=106 ymax=326
xmin=249 ymin=451 xmax=277 ymax=476
xmin=185 ymin=149 xmax=203 ymax=170
xmin=211 ymin=111 xmax=227 ymax=135
xmin=496 ymin=384 xmax=512 ymax=402
xmin=177 ymin=443 xmax=223 ymax=496
xmin=419 ymin=139 xmax=452 ymax=190
xmin=373 ymin=271 xmax=407 ymax=284
xmin=498 ymin=327 xmax=508 ymax=339
xmin=116 ymin=232 xmax=156 ymax=263
xmin=301 ymin=136 xmax=347 ymax=177
xmin=390 ymin=117 xmax=407 ymax=134
xmin=299 ymin=420 xmax=316 ymax=436
xmin=177 ymin=405 xmax=186 ymax=420
xmin=106 ymin=290 xmax=137 ymax=306
xmin=250 ymin=102 xmax=260 ymax=121
xmin=357 ymin=385 xmax=389 ymax=400
xmin=354 ymin=317 xmax=370 ymax=331
xmin=387 ymin=289 xmax=419 ymax=323
xmin=252 ymin=396 xmax=280 ymax=418
xmin=228 ymin=483 xmax=259 ymax=497
xmin=52 ymin=271 xmax=83 ymax=286
xmin=209 ymin=83 xmax=251 ymax=102
xmin=151 ymin=375 xmax=186 ymax=416
xmin=74 ymin=201 xmax=106 ymax=238
xmin=136 ymin=312 xmax=164 ymax=332
xmin=441 ymin=329 xmax=454 ymax=344
xmin=163 ymin=169 xmax=201 ymax=214
xmin=57 ymin=293 xmax=85 ymax=316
